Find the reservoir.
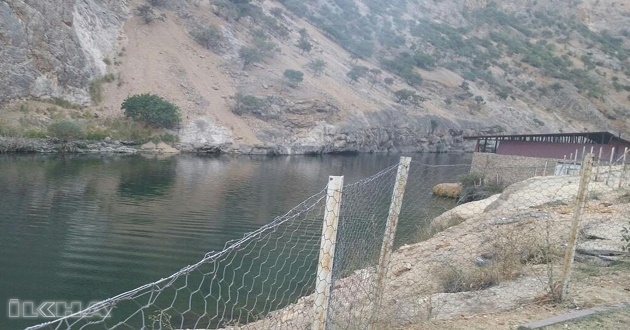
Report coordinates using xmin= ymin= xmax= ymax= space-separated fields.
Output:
xmin=0 ymin=153 xmax=471 ymax=329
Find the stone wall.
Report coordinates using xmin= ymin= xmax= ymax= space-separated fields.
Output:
xmin=470 ymin=152 xmax=559 ymax=185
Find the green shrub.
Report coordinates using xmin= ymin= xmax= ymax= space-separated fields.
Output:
xmin=307 ymin=59 xmax=327 ymax=76
xmin=121 ymin=93 xmax=181 ymax=129
xmin=191 ymin=25 xmax=223 ymax=51
xmin=239 ymin=46 xmax=264 ymax=68
xmin=283 ymin=69 xmax=304 ymax=87
xmin=48 ymin=120 xmax=85 ymax=141
xmin=394 ymin=89 xmax=424 ymax=105
xmin=233 ymin=93 xmax=267 ymax=115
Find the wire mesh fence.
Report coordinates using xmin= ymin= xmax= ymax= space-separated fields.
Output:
xmin=25 ymin=189 xmax=329 ymax=330
xmin=24 ymin=153 xmax=630 ymax=330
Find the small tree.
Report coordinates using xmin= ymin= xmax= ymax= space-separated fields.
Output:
xmin=368 ymin=69 xmax=382 ymax=87
xmin=430 ymin=119 xmax=439 ymax=134
xmin=122 ymin=93 xmax=181 ymax=128
xmin=283 ymin=69 xmax=304 ymax=88
xmin=384 ymin=77 xmax=394 ymax=86
xmin=307 ymin=59 xmax=327 ymax=76
xmin=296 ymin=38 xmax=313 ymax=54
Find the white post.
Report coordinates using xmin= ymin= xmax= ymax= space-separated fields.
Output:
xmin=370 ymin=157 xmax=411 ymax=329
xmin=606 ymin=147 xmax=615 ymax=185
xmin=595 ymin=147 xmax=603 ymax=181
xmin=559 ymin=153 xmax=593 ymax=301
xmin=543 ymin=161 xmax=548 ymax=176
xmin=312 ymin=176 xmax=344 ymax=330
xmin=582 ymin=146 xmax=586 ymax=160
xmin=620 ymin=148 xmax=628 ymax=188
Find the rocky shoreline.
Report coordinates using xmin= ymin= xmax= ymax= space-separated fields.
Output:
xmin=0 ymin=136 xmax=475 ymax=155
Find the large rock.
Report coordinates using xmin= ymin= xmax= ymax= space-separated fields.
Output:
xmin=178 ymin=117 xmax=234 ymax=152
xmin=430 ymin=194 xmax=500 ymax=231
xmin=0 ymin=0 xmax=128 ymax=105
xmin=432 ymin=183 xmax=463 ymax=198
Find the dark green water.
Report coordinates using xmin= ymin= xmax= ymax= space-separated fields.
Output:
xmin=0 ymin=153 xmax=471 ymax=329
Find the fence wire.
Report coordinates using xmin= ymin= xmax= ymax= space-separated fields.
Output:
xmin=26 ymin=189 xmax=328 ymax=330
xmin=24 ymin=153 xmax=630 ymax=330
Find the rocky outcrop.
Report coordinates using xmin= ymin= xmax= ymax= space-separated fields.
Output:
xmin=0 ymin=0 xmax=128 ymax=105
xmin=0 ymin=137 xmax=137 ymax=153
xmin=178 ymin=117 xmax=234 ymax=152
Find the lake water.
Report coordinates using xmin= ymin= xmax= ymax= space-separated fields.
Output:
xmin=0 ymin=153 xmax=471 ymax=329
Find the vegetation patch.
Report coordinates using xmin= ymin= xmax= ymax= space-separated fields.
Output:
xmin=47 ymin=120 xmax=86 ymax=142
xmin=122 ymin=93 xmax=181 ymax=129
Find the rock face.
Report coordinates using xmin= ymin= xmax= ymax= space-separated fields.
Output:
xmin=0 ymin=0 xmax=128 ymax=105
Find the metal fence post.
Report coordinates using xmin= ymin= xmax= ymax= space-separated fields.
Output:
xmin=559 ymin=153 xmax=593 ymax=301
xmin=312 ymin=176 xmax=344 ymax=330
xmin=369 ymin=157 xmax=411 ymax=328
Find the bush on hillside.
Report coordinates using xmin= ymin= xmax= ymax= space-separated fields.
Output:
xmin=192 ymin=25 xmax=223 ymax=51
xmin=48 ymin=120 xmax=85 ymax=142
xmin=283 ymin=69 xmax=304 ymax=88
xmin=122 ymin=93 xmax=181 ymax=129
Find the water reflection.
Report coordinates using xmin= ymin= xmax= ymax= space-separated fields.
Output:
xmin=118 ymin=155 xmax=178 ymax=199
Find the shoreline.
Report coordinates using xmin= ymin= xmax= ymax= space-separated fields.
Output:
xmin=0 ymin=136 xmax=473 ymax=156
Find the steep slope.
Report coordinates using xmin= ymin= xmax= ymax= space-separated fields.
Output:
xmin=0 ymin=0 xmax=128 ymax=104
xmin=1 ymin=0 xmax=629 ymax=154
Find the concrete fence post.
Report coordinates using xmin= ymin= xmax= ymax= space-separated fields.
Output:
xmin=559 ymin=153 xmax=593 ymax=302
xmin=620 ymin=148 xmax=628 ymax=188
xmin=606 ymin=147 xmax=615 ymax=185
xmin=312 ymin=176 xmax=344 ymax=330
xmin=369 ymin=157 xmax=411 ymax=329
xmin=595 ymin=147 xmax=603 ymax=181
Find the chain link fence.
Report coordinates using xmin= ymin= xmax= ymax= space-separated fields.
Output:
xmin=25 ymin=153 xmax=630 ymax=330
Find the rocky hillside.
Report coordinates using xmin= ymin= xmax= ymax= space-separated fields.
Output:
xmin=1 ymin=0 xmax=629 ymax=154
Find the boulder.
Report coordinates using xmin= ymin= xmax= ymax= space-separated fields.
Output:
xmin=432 ymin=183 xmax=463 ymax=198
